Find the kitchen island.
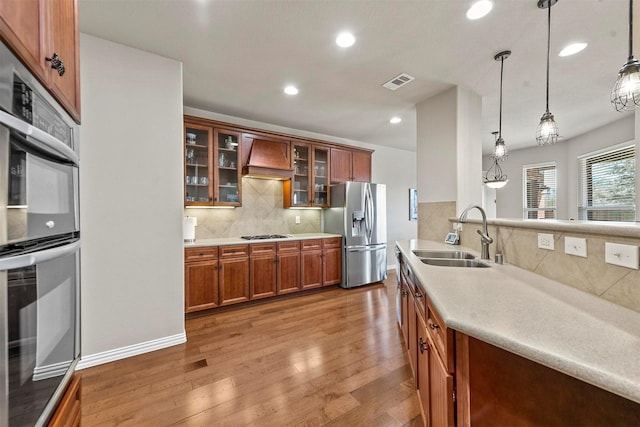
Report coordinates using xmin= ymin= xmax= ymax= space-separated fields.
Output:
xmin=396 ymin=239 xmax=640 ymax=426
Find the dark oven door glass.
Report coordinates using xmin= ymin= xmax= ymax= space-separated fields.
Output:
xmin=0 ymin=240 xmax=80 ymax=426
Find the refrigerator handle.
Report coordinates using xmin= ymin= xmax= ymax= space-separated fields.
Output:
xmin=365 ymin=185 xmax=374 ymax=242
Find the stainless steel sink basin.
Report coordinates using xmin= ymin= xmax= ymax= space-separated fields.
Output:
xmin=419 ymin=258 xmax=490 ymax=268
xmin=412 ymin=250 xmax=476 ymax=260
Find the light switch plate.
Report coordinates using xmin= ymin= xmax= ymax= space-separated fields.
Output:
xmin=605 ymin=242 xmax=639 ymax=270
xmin=295 ymin=216 xmax=301 ymax=224
xmin=564 ymin=237 xmax=587 ymax=257
xmin=564 ymin=237 xmax=587 ymax=258
xmin=537 ymin=233 xmax=554 ymax=250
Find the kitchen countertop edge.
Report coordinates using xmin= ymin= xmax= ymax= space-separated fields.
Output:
xmin=396 ymin=239 xmax=640 ymax=404
xmin=185 ymin=233 xmax=342 ymax=248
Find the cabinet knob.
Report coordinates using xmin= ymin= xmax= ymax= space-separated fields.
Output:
xmin=429 ymin=322 xmax=439 ymax=330
xmin=415 ymin=292 xmax=423 ymax=298
xmin=401 ymin=290 xmax=407 ymax=297
xmin=419 ymin=337 xmax=428 ymax=354
xmin=45 ymin=53 xmax=65 ymax=76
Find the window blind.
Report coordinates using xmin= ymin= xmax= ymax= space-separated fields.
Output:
xmin=523 ymin=163 xmax=557 ymax=219
xmin=579 ymin=145 xmax=635 ymax=221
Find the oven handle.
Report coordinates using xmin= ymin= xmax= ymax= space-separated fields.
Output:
xmin=0 ymin=109 xmax=78 ymax=166
xmin=0 ymin=240 xmax=80 ymax=270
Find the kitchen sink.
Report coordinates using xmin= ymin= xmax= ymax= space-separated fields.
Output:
xmin=419 ymin=258 xmax=490 ymax=268
xmin=412 ymin=250 xmax=476 ymax=260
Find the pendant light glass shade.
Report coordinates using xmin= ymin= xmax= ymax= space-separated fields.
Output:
xmin=485 ymin=132 xmax=508 ymax=188
xmin=492 ymin=51 xmax=510 ymax=161
xmin=611 ymin=0 xmax=640 ymax=111
xmin=536 ymin=0 xmax=559 ymax=146
xmin=484 ymin=158 xmax=508 ymax=188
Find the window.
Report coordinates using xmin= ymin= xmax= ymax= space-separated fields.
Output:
xmin=578 ymin=144 xmax=635 ymax=221
xmin=523 ymin=162 xmax=557 ymax=219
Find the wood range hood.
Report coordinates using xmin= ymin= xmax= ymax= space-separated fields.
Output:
xmin=242 ymin=136 xmax=293 ymax=180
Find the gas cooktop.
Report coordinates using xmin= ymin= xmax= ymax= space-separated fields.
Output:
xmin=241 ymin=234 xmax=290 ymax=240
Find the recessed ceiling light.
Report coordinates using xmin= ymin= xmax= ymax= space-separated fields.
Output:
xmin=558 ymin=42 xmax=588 ymax=57
xmin=466 ymin=1 xmax=493 ymax=20
xmin=390 ymin=117 xmax=402 ymax=124
xmin=284 ymin=85 xmax=299 ymax=95
xmin=336 ymin=32 xmax=356 ymax=48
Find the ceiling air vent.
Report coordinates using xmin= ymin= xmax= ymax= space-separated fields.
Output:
xmin=382 ymin=73 xmax=415 ymax=90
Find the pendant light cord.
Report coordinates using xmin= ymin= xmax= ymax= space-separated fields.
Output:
xmin=499 ymin=56 xmax=504 ymax=139
xmin=629 ymin=0 xmax=634 ymax=61
xmin=545 ymin=3 xmax=551 ymax=113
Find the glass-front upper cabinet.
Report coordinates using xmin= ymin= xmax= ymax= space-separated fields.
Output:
xmin=286 ymin=142 xmax=330 ymax=208
xmin=213 ymin=129 xmax=242 ymax=206
xmin=184 ymin=123 xmax=213 ymax=206
xmin=312 ymin=146 xmax=330 ymax=207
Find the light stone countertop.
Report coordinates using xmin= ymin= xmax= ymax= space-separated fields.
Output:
xmin=396 ymin=239 xmax=640 ymax=404
xmin=184 ymin=233 xmax=342 ymax=248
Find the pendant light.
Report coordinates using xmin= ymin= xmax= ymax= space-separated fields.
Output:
xmin=536 ymin=0 xmax=559 ymax=146
xmin=611 ymin=0 xmax=640 ymax=111
xmin=492 ymin=50 xmax=510 ymax=161
xmin=484 ymin=132 xmax=508 ymax=189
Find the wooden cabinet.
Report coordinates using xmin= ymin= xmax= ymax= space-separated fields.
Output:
xmin=417 ymin=314 xmax=431 ymax=426
xmin=47 ymin=372 xmax=81 ymax=427
xmin=285 ymin=143 xmax=330 ymax=208
xmin=184 ymin=247 xmax=219 ymax=312
xmin=185 ymin=238 xmax=341 ymax=313
xmin=330 ymin=147 xmax=372 ymax=183
xmin=0 ymin=0 xmax=81 ymax=123
xmin=249 ymin=243 xmax=277 ymax=299
xmin=277 ymin=241 xmax=301 ymax=294
xmin=214 ymin=128 xmax=242 ymax=206
xmin=184 ymin=123 xmax=213 ymax=206
xmin=322 ymin=237 xmax=342 ymax=286
xmin=301 ymin=239 xmax=323 ymax=290
xmin=184 ymin=120 xmax=242 ymax=207
xmin=219 ymin=245 xmax=249 ymax=306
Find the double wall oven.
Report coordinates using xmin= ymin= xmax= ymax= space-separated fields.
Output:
xmin=0 ymin=42 xmax=80 ymax=426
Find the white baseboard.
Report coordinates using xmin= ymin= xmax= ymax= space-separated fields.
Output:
xmin=76 ymin=331 xmax=186 ymax=370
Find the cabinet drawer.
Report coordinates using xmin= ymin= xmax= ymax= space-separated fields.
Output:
xmin=250 ymin=242 xmax=276 ymax=255
xmin=322 ymin=237 xmax=342 ymax=249
xmin=427 ymin=301 xmax=455 ymax=373
xmin=220 ymin=244 xmax=249 ymax=258
xmin=185 ymin=246 xmax=218 ymax=262
xmin=301 ymin=239 xmax=322 ymax=250
xmin=278 ymin=240 xmax=300 ymax=252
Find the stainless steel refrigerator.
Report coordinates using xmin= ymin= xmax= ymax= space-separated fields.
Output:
xmin=324 ymin=182 xmax=387 ymax=288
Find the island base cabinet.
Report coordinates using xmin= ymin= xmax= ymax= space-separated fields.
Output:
xmin=416 ymin=315 xmax=431 ymax=426
xmin=456 ymin=334 xmax=640 ymax=427
xmin=429 ymin=337 xmax=454 ymax=427
xmin=219 ymin=257 xmax=249 ymax=305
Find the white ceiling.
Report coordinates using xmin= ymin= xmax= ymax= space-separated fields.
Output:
xmin=78 ymin=0 xmax=635 ymax=154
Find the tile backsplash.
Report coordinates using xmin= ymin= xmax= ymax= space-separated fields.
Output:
xmin=457 ymin=223 xmax=640 ymax=313
xmin=185 ymin=177 xmax=321 ymax=239
xmin=416 ymin=201 xmax=639 ymax=313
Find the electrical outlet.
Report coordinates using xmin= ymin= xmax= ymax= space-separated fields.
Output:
xmin=605 ymin=242 xmax=639 ymax=270
xmin=295 ymin=216 xmax=301 ymax=224
xmin=564 ymin=237 xmax=587 ymax=257
xmin=537 ymin=233 xmax=554 ymax=250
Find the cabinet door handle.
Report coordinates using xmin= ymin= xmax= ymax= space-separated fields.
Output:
xmin=429 ymin=322 xmax=439 ymax=330
xmin=45 ymin=53 xmax=65 ymax=76
xmin=419 ymin=337 xmax=428 ymax=354
xmin=401 ymin=290 xmax=407 ymax=297
xmin=415 ymin=292 xmax=423 ymax=298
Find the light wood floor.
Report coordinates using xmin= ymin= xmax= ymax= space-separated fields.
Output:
xmin=79 ymin=273 xmax=422 ymax=426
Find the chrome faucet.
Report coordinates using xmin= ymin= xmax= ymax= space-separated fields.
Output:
xmin=458 ymin=205 xmax=493 ymax=260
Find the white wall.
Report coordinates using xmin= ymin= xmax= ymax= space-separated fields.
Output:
xmin=79 ymin=34 xmax=185 ymax=365
xmin=416 ymin=88 xmax=457 ymax=202
xmin=455 ymin=87 xmax=483 ymax=211
xmin=183 ymin=107 xmax=418 ymax=269
xmin=485 ymin=115 xmax=635 ymax=219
